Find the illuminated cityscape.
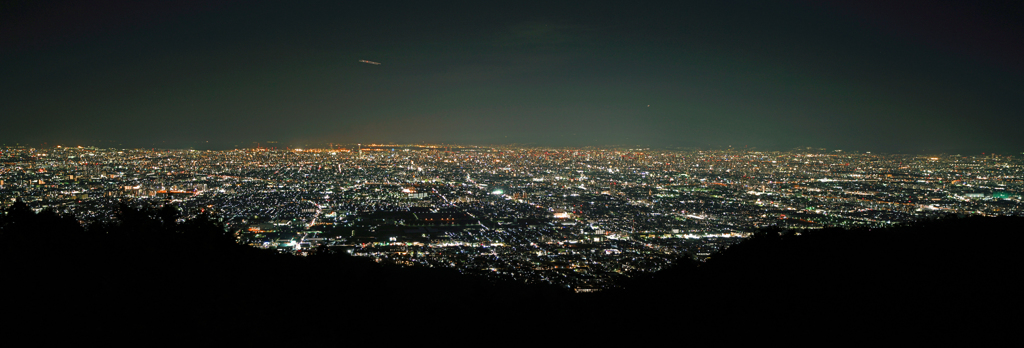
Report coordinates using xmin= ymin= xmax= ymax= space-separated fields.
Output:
xmin=2 ymin=144 xmax=1020 ymax=291
xmin=4 ymin=0 xmax=1024 ymax=336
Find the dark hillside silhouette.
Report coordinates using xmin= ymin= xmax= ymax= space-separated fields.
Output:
xmin=608 ymin=216 xmax=1024 ymax=335
xmin=3 ymin=200 xmax=1020 ymax=336
xmin=1 ymin=200 xmax=573 ymax=335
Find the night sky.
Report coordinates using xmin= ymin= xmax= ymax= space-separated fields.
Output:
xmin=2 ymin=0 xmax=1022 ymax=153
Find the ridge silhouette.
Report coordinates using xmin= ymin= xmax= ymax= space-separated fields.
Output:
xmin=3 ymin=200 xmax=1019 ymax=336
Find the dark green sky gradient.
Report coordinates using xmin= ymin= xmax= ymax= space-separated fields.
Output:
xmin=2 ymin=0 xmax=1021 ymax=152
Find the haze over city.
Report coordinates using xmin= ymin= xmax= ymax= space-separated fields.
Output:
xmin=3 ymin=0 xmax=1023 ymax=153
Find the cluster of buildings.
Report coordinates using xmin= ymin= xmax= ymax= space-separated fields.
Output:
xmin=2 ymin=144 xmax=1021 ymax=291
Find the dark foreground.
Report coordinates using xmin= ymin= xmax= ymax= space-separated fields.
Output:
xmin=3 ymin=201 xmax=1020 ymax=340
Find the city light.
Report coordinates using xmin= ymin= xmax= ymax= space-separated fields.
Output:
xmin=0 ymin=144 xmax=1020 ymax=291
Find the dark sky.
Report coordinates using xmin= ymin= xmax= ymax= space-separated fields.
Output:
xmin=2 ymin=0 xmax=1022 ymax=153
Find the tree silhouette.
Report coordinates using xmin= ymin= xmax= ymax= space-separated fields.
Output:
xmin=157 ymin=204 xmax=180 ymax=233
xmin=3 ymin=199 xmax=1022 ymax=335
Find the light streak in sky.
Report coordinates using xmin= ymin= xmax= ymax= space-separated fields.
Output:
xmin=359 ymin=60 xmax=381 ymax=65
